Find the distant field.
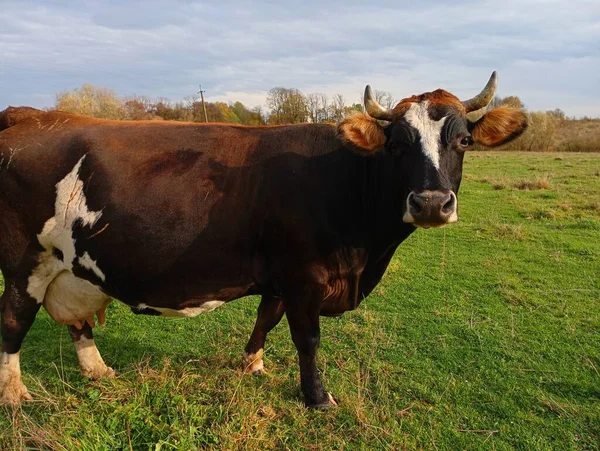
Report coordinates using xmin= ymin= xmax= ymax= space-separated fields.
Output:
xmin=1 ymin=152 xmax=599 ymax=450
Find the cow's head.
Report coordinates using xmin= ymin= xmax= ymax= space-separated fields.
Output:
xmin=337 ymin=72 xmax=527 ymax=228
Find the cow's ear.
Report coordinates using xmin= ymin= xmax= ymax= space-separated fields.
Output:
xmin=337 ymin=113 xmax=387 ymax=153
xmin=469 ymin=106 xmax=528 ymax=147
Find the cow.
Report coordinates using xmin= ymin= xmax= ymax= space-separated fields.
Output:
xmin=0 ymin=73 xmax=527 ymax=408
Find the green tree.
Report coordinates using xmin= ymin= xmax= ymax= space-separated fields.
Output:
xmin=266 ymin=88 xmax=308 ymax=124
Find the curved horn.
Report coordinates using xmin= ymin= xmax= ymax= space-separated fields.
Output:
xmin=461 ymin=71 xmax=498 ymax=113
xmin=364 ymin=85 xmax=393 ymax=121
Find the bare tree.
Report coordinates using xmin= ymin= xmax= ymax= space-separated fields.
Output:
xmin=306 ymin=93 xmax=322 ymax=123
xmin=183 ymin=95 xmax=197 ymax=110
xmin=329 ymin=94 xmax=347 ymax=122
xmin=375 ymin=90 xmax=396 ymax=109
xmin=318 ymin=93 xmax=330 ymax=122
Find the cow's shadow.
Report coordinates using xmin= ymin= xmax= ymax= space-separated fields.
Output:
xmin=20 ymin=299 xmax=264 ymax=383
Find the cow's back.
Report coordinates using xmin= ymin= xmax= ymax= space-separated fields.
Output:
xmin=0 ymin=106 xmax=46 ymax=133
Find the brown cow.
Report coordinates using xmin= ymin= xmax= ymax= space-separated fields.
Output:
xmin=0 ymin=73 xmax=527 ymax=407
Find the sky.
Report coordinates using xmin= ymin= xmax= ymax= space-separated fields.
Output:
xmin=1 ymin=0 xmax=599 ymax=117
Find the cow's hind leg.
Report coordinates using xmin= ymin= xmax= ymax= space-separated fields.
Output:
xmin=242 ymin=295 xmax=285 ymax=374
xmin=0 ymin=280 xmax=41 ymax=406
xmin=68 ymin=323 xmax=115 ymax=380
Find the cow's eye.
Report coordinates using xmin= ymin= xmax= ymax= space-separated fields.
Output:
xmin=459 ymin=135 xmax=473 ymax=148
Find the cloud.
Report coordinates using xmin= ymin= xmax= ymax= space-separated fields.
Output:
xmin=0 ymin=0 xmax=598 ymax=116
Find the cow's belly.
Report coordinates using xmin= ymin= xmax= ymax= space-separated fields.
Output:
xmin=135 ymin=301 xmax=225 ymax=317
xmin=43 ymin=271 xmax=111 ymax=325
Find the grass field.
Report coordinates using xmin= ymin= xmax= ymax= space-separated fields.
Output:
xmin=1 ymin=151 xmax=599 ymax=450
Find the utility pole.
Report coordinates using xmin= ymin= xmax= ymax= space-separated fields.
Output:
xmin=198 ymin=85 xmax=208 ymax=123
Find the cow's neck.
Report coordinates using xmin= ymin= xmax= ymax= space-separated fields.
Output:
xmin=326 ymin=148 xmax=415 ymax=302
xmin=341 ymin=148 xmax=415 ymax=253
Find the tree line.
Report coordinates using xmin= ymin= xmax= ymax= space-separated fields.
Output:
xmin=54 ymin=84 xmax=599 ymax=152
xmin=54 ymin=84 xmax=394 ymax=125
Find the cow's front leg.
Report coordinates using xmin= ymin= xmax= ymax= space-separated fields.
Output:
xmin=0 ymin=281 xmax=41 ymax=406
xmin=68 ymin=323 xmax=115 ymax=380
xmin=242 ymin=294 xmax=285 ymax=375
xmin=285 ymin=288 xmax=337 ymax=409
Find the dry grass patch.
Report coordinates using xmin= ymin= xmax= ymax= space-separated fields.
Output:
xmin=526 ymin=209 xmax=557 ymax=220
xmin=477 ymin=177 xmax=509 ymax=190
xmin=539 ymin=395 xmax=578 ymax=418
xmin=585 ymin=201 xmax=600 ymax=213
xmin=493 ymin=223 xmax=528 ymax=240
xmin=514 ymin=176 xmax=552 ymax=190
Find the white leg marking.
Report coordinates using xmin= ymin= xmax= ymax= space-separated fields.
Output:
xmin=27 ymin=155 xmax=104 ymax=304
xmin=242 ymin=348 xmax=265 ymax=374
xmin=404 ymin=101 xmax=446 ymax=170
xmin=0 ymin=352 xmax=32 ymax=406
xmin=137 ymin=301 xmax=225 ymax=317
xmin=74 ymin=337 xmax=115 ymax=380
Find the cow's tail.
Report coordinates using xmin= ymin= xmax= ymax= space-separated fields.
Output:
xmin=0 ymin=106 xmax=44 ymax=133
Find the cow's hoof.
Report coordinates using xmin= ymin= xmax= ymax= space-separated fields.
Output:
xmin=242 ymin=351 xmax=265 ymax=375
xmin=251 ymin=368 xmax=266 ymax=376
xmin=0 ymin=380 xmax=32 ymax=407
xmin=82 ymin=365 xmax=115 ymax=380
xmin=306 ymin=392 xmax=338 ymax=409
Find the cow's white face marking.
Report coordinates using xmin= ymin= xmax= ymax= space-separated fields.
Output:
xmin=136 ymin=301 xmax=225 ymax=317
xmin=404 ymin=101 xmax=446 ymax=170
xmin=27 ymin=155 xmax=105 ymax=305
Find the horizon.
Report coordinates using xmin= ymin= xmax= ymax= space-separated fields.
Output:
xmin=1 ymin=1 xmax=599 ymax=118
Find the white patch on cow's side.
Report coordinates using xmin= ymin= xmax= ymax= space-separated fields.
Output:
xmin=0 ymin=352 xmax=32 ymax=406
xmin=404 ymin=101 xmax=446 ymax=170
xmin=242 ymin=348 xmax=265 ymax=374
xmin=78 ymin=252 xmax=106 ymax=282
xmin=73 ymin=337 xmax=115 ymax=380
xmin=137 ymin=301 xmax=225 ymax=317
xmin=43 ymin=271 xmax=111 ymax=325
xmin=27 ymin=155 xmax=104 ymax=304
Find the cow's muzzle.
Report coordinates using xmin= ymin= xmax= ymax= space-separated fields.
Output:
xmin=403 ymin=190 xmax=458 ymax=227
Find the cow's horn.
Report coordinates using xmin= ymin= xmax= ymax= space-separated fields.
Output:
xmin=461 ymin=71 xmax=498 ymax=113
xmin=364 ymin=85 xmax=394 ymax=121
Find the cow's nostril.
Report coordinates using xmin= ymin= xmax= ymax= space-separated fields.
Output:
xmin=442 ymin=195 xmax=455 ymax=214
xmin=408 ymin=194 xmax=422 ymax=213
xmin=405 ymin=191 xmax=458 ymax=225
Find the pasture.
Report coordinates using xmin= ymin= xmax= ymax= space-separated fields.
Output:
xmin=1 ymin=151 xmax=599 ymax=450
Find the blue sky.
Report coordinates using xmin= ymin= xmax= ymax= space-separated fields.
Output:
xmin=1 ymin=0 xmax=599 ymax=117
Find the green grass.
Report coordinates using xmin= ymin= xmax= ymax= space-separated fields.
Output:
xmin=1 ymin=151 xmax=599 ymax=450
